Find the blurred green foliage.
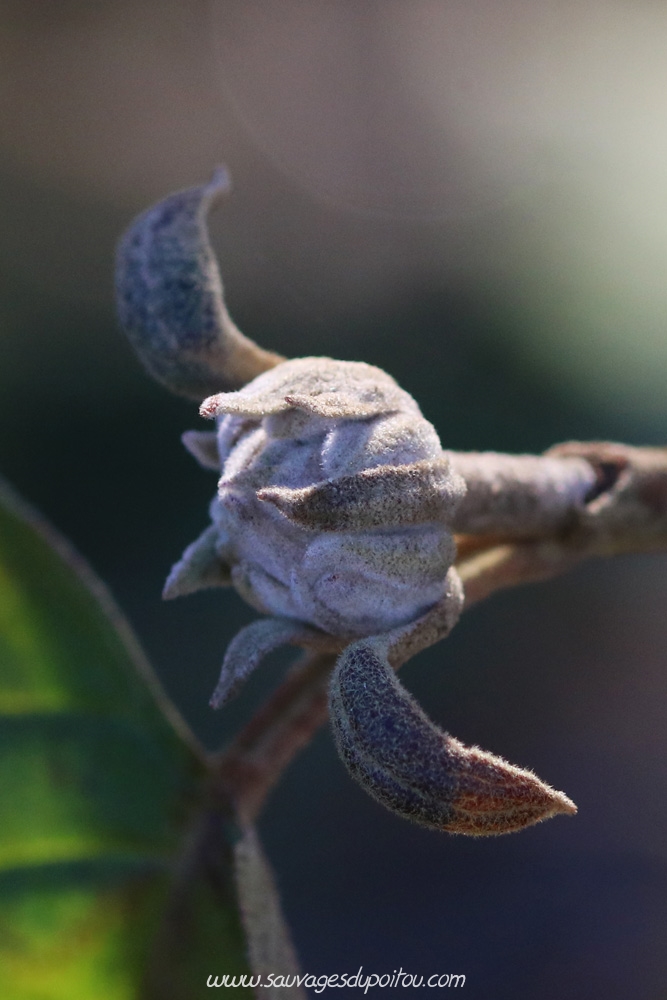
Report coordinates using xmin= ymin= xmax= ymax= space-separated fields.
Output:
xmin=0 ymin=479 xmax=251 ymax=998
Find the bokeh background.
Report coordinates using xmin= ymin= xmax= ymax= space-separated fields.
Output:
xmin=2 ymin=3 xmax=667 ymax=997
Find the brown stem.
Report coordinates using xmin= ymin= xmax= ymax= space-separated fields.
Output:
xmin=458 ymin=541 xmax=583 ymax=608
xmin=212 ymin=651 xmax=337 ymax=823
xmin=459 ymin=442 xmax=667 ymax=604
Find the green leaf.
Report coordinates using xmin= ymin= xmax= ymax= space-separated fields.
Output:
xmin=0 ymin=478 xmax=255 ymax=999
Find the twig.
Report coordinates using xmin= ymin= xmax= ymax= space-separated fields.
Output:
xmin=449 ymin=450 xmax=596 ymax=536
xmin=213 ymin=652 xmax=337 ymax=823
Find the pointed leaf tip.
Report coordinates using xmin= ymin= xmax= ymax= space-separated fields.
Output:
xmin=330 ymin=637 xmax=577 ymax=837
xmin=439 ymin=739 xmax=577 ymax=836
xmin=206 ymin=164 xmax=232 ymax=198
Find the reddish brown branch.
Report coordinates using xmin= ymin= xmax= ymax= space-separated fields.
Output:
xmin=213 ymin=651 xmax=337 ymax=823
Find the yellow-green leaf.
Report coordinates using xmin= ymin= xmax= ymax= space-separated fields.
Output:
xmin=0 ymin=478 xmax=253 ymax=999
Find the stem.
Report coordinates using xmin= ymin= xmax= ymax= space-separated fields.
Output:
xmin=451 ymin=442 xmax=667 ymax=548
xmin=213 ymin=651 xmax=337 ymax=823
xmin=458 ymin=541 xmax=582 ymax=607
xmin=449 ymin=450 xmax=596 ymax=536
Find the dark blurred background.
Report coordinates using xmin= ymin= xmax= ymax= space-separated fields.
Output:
xmin=2 ymin=3 xmax=667 ymax=997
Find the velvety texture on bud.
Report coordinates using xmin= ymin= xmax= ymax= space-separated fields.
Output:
xmin=330 ymin=637 xmax=577 ymax=836
xmin=117 ymin=173 xmax=581 ymax=837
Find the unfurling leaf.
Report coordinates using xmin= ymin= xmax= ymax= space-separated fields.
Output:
xmin=115 ymin=167 xmax=281 ymax=400
xmin=329 ymin=637 xmax=577 ymax=836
